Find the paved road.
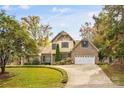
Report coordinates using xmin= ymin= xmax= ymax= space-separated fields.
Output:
xmin=56 ymin=64 xmax=117 ymax=88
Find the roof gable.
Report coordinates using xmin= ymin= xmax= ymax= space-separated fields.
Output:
xmin=51 ymin=31 xmax=75 ymax=42
xmin=72 ymin=39 xmax=99 ymax=52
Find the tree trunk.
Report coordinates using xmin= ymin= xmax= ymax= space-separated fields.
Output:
xmin=1 ymin=66 xmax=5 ymax=74
xmin=0 ymin=60 xmax=6 ymax=74
xmin=0 ymin=56 xmax=7 ymax=74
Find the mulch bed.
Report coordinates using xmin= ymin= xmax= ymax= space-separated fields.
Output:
xmin=0 ymin=72 xmax=12 ymax=80
xmin=111 ymin=61 xmax=124 ymax=72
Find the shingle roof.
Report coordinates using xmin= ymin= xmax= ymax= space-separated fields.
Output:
xmin=51 ymin=31 xmax=75 ymax=43
xmin=72 ymin=38 xmax=99 ymax=52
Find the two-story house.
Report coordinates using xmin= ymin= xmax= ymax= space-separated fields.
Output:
xmin=41 ymin=31 xmax=99 ymax=64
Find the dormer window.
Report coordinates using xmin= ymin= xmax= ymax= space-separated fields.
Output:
xmin=62 ymin=42 xmax=69 ymax=48
xmin=52 ymin=44 xmax=57 ymax=50
xmin=82 ymin=40 xmax=88 ymax=48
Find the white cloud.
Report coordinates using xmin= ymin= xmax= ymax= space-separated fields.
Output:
xmin=2 ymin=5 xmax=11 ymax=11
xmin=52 ymin=7 xmax=71 ymax=14
xmin=19 ymin=5 xmax=30 ymax=10
xmin=59 ymin=23 xmax=66 ymax=28
xmin=1 ymin=5 xmax=30 ymax=11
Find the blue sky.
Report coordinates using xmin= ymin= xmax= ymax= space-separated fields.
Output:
xmin=0 ymin=5 xmax=103 ymax=40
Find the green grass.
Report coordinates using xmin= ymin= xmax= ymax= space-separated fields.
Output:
xmin=0 ymin=67 xmax=65 ymax=88
xmin=99 ymin=64 xmax=124 ymax=86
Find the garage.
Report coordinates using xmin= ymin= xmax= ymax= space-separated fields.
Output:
xmin=74 ymin=56 xmax=95 ymax=64
xmin=71 ymin=39 xmax=99 ymax=64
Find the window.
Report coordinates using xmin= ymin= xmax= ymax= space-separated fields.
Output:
xmin=52 ymin=44 xmax=57 ymax=50
xmin=61 ymin=42 xmax=69 ymax=48
xmin=82 ymin=40 xmax=88 ymax=48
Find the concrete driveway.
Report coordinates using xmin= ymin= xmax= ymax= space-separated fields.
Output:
xmin=56 ymin=64 xmax=116 ymax=88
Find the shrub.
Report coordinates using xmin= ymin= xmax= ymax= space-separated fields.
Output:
xmin=97 ymin=62 xmax=108 ymax=65
xmin=31 ymin=58 xmax=39 ymax=65
xmin=53 ymin=57 xmax=73 ymax=65
xmin=24 ymin=62 xmax=32 ymax=65
xmin=41 ymin=63 xmax=51 ymax=65
xmin=24 ymin=57 xmax=40 ymax=65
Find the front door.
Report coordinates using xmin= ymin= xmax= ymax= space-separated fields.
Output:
xmin=43 ymin=55 xmax=51 ymax=63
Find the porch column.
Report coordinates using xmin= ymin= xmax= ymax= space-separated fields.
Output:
xmin=20 ymin=57 xmax=24 ymax=65
xmin=39 ymin=54 xmax=42 ymax=64
xmin=51 ymin=54 xmax=53 ymax=65
xmin=40 ymin=54 xmax=43 ymax=64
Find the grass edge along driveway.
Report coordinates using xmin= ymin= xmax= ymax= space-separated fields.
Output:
xmin=99 ymin=64 xmax=124 ymax=86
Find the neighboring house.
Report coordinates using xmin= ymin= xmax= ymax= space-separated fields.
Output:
xmin=41 ymin=31 xmax=99 ymax=64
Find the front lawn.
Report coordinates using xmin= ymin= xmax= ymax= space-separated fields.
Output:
xmin=0 ymin=67 xmax=64 ymax=88
xmin=99 ymin=64 xmax=124 ymax=86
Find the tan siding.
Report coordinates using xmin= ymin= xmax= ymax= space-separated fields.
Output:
xmin=52 ymin=40 xmax=74 ymax=53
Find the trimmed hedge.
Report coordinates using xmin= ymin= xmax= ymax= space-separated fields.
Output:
xmin=6 ymin=65 xmax=68 ymax=84
xmin=96 ymin=62 xmax=109 ymax=65
xmin=51 ymin=67 xmax=68 ymax=83
xmin=24 ymin=58 xmax=40 ymax=65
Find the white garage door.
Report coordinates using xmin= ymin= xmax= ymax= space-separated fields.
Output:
xmin=75 ymin=56 xmax=95 ymax=64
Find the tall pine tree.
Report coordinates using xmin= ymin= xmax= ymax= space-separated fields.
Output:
xmin=55 ymin=44 xmax=61 ymax=62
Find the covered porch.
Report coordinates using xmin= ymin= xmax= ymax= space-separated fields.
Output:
xmin=41 ymin=52 xmax=71 ymax=64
